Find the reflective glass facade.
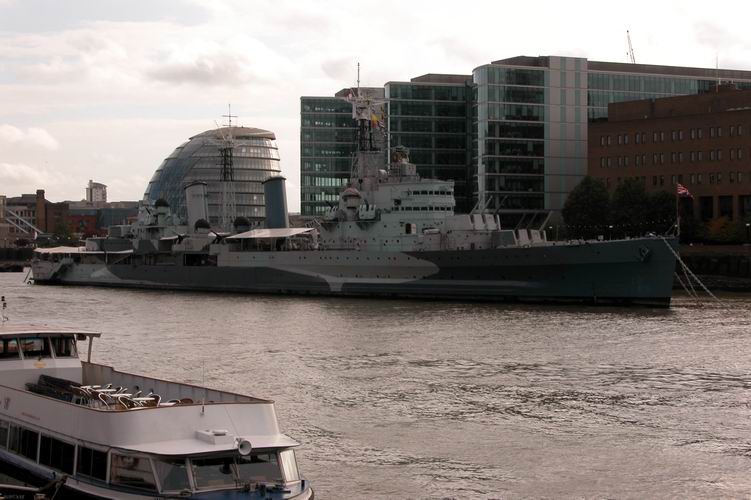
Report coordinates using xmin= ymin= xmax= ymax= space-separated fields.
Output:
xmin=144 ymin=127 xmax=281 ymax=225
xmin=300 ymin=97 xmax=357 ymax=216
xmin=385 ymin=80 xmax=473 ymax=212
xmin=473 ymin=56 xmax=751 ymax=226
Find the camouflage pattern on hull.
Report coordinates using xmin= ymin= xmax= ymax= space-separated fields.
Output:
xmin=33 ymin=237 xmax=677 ymax=307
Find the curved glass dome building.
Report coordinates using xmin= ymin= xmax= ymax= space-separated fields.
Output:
xmin=144 ymin=127 xmax=282 ymax=226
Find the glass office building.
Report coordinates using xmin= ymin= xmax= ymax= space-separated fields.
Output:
xmin=300 ymin=88 xmax=384 ymax=216
xmin=385 ymin=75 xmax=473 ymax=212
xmin=473 ymin=56 xmax=751 ymax=226
xmin=144 ymin=127 xmax=281 ymax=225
xmin=302 ymin=57 xmax=751 ymax=223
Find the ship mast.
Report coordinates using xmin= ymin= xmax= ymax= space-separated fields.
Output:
xmin=218 ymin=105 xmax=237 ymax=231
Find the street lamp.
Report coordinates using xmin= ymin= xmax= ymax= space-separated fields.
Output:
xmin=746 ymin=222 xmax=750 ymax=245
xmin=608 ymin=224 xmax=614 ymax=240
xmin=548 ymin=225 xmax=553 ymax=241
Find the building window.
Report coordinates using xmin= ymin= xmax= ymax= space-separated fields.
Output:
xmin=690 ymin=128 xmax=696 ymax=140
xmin=635 ymin=133 xmax=640 ymax=144
xmin=660 ymin=153 xmax=665 ymax=164
xmin=600 ymin=157 xmax=605 ymax=167
xmin=600 ymin=136 xmax=605 ymax=146
xmin=710 ymin=150 xmax=715 ymax=161
xmin=690 ymin=174 xmax=695 ymax=184
xmin=738 ymin=148 xmax=742 ymax=159
xmin=698 ymin=151 xmax=703 ymax=161
xmin=618 ymin=134 xmax=623 ymax=145
xmin=659 ymin=175 xmax=665 ymax=186
xmin=718 ymin=149 xmax=722 ymax=161
xmin=624 ymin=134 xmax=629 ymax=145
xmin=698 ymin=128 xmax=703 ymax=139
xmin=710 ymin=127 xmax=715 ymax=138
xmin=739 ymin=171 xmax=743 ymax=183
xmin=653 ymin=131 xmax=658 ymax=143
xmin=731 ymin=149 xmax=735 ymax=160
xmin=607 ymin=135 xmax=611 ymax=146
xmin=618 ymin=156 xmax=623 ymax=167
xmin=709 ymin=173 xmax=715 ymax=184
xmin=717 ymin=172 xmax=722 ymax=184
xmin=671 ymin=130 xmax=677 ymax=141
xmin=730 ymin=125 xmax=735 ymax=136
xmin=660 ymin=131 xmax=665 ymax=142
xmin=635 ymin=155 xmax=640 ymax=166
xmin=652 ymin=153 xmax=657 ymax=165
xmin=697 ymin=173 xmax=703 ymax=184
xmin=671 ymin=152 xmax=676 ymax=164
xmin=0 ymin=421 xmax=8 ymax=449
xmin=739 ymin=125 xmax=743 ymax=136
xmin=607 ymin=157 xmax=612 ymax=167
xmin=671 ymin=175 xmax=677 ymax=185
xmin=642 ymin=154 xmax=646 ymax=165
xmin=678 ymin=152 xmax=683 ymax=163
xmin=730 ymin=171 xmax=736 ymax=183
xmin=652 ymin=176 xmax=657 ymax=186
xmin=679 ymin=129 xmax=684 ymax=141
xmin=641 ymin=132 xmax=647 ymax=143
xmin=624 ymin=156 xmax=629 ymax=167
xmin=717 ymin=126 xmax=722 ymax=137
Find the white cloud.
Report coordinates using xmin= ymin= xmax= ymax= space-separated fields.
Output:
xmin=0 ymin=124 xmax=59 ymax=150
xmin=0 ymin=162 xmax=68 ymax=193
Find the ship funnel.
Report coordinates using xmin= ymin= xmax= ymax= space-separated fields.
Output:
xmin=184 ymin=182 xmax=209 ymax=232
xmin=262 ymin=176 xmax=289 ymax=229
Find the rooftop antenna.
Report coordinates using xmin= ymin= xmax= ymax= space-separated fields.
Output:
xmin=218 ymin=104 xmax=237 ymax=231
xmin=626 ymin=30 xmax=636 ymax=64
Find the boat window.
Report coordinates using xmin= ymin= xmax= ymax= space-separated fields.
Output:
xmin=0 ymin=338 xmax=19 ymax=359
xmin=0 ymin=420 xmax=8 ymax=449
xmin=8 ymin=425 xmax=38 ymax=461
xmin=77 ymin=446 xmax=108 ymax=481
xmin=39 ymin=435 xmax=75 ymax=474
xmin=19 ymin=337 xmax=52 ymax=358
xmin=153 ymin=458 xmax=190 ymax=492
xmin=50 ymin=336 xmax=77 ymax=358
xmin=279 ymin=450 xmax=300 ymax=483
xmin=191 ymin=456 xmax=237 ymax=489
xmin=110 ymin=453 xmax=158 ymax=492
xmin=235 ymin=453 xmax=282 ymax=483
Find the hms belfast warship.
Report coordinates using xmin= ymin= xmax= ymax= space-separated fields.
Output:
xmin=33 ymin=92 xmax=678 ymax=307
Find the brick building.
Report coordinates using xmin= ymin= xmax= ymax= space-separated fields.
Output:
xmin=589 ymin=85 xmax=751 ymax=221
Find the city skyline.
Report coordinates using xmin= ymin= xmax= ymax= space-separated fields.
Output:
xmin=2 ymin=0 xmax=751 ymax=211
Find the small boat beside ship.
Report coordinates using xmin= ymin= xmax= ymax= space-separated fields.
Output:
xmin=0 ymin=320 xmax=313 ymax=499
xmin=31 ymin=91 xmax=678 ymax=307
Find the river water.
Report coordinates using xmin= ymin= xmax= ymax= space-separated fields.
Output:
xmin=2 ymin=272 xmax=751 ymax=499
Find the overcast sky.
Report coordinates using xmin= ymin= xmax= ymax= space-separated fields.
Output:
xmin=1 ymin=0 xmax=750 ymax=212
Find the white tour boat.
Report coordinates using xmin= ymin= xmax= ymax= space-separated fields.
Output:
xmin=0 ymin=319 xmax=313 ymax=499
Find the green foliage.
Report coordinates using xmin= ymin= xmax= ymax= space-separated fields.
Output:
xmin=561 ymin=176 xmax=610 ymax=238
xmin=610 ymin=178 xmax=650 ymax=236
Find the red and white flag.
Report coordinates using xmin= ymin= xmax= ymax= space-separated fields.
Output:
xmin=677 ymin=183 xmax=693 ymax=198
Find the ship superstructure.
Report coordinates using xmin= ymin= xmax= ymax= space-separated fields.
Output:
xmin=32 ymin=92 xmax=678 ymax=307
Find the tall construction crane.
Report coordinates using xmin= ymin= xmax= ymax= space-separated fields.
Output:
xmin=627 ymin=30 xmax=636 ymax=64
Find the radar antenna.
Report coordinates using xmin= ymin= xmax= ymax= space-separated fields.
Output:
xmin=217 ymin=104 xmax=237 ymax=231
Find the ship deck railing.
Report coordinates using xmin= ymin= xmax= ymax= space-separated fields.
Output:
xmin=24 ymin=362 xmax=270 ymax=412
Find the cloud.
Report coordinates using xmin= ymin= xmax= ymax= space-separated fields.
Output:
xmin=0 ymin=124 xmax=59 ymax=150
xmin=0 ymin=162 xmax=67 ymax=191
xmin=146 ymin=52 xmax=256 ymax=86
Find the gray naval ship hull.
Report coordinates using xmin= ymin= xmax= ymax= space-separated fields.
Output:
xmin=34 ymin=237 xmax=678 ymax=307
